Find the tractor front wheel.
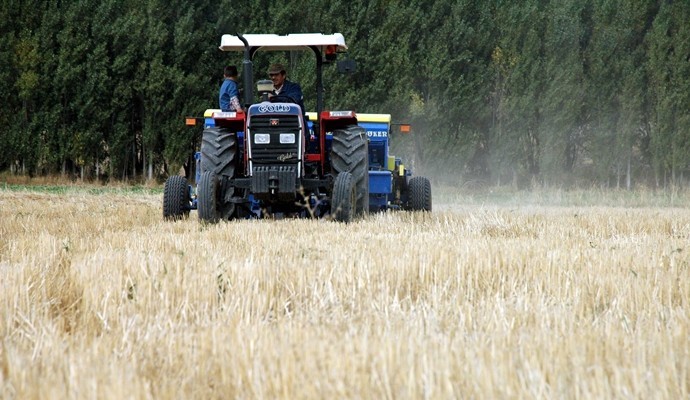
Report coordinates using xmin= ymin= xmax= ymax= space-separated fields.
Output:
xmin=331 ymin=172 xmax=355 ymax=222
xmin=408 ymin=176 xmax=432 ymax=211
xmin=163 ymin=175 xmax=190 ymax=220
xmin=198 ymin=170 xmax=221 ymax=223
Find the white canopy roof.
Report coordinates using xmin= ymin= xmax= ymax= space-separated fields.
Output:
xmin=219 ymin=33 xmax=347 ymax=52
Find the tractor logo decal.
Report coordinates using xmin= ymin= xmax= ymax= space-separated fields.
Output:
xmin=367 ymin=130 xmax=388 ymax=138
xmin=258 ymin=104 xmax=292 ymax=113
xmin=270 ymin=119 xmax=279 ymax=126
xmin=277 ymin=153 xmax=297 ymax=162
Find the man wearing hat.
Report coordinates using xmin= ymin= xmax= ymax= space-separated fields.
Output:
xmin=267 ymin=63 xmax=305 ymax=113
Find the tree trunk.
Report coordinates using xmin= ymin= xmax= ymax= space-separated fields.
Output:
xmin=626 ymin=148 xmax=631 ymax=190
xmin=132 ymin=142 xmax=137 ymax=180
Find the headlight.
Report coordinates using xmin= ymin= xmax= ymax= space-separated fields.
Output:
xmin=254 ymin=133 xmax=270 ymax=144
xmin=280 ymin=133 xmax=295 ymax=144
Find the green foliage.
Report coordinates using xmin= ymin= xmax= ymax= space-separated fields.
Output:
xmin=1 ymin=0 xmax=689 ymax=187
xmin=647 ymin=1 xmax=690 ymax=186
xmin=540 ymin=1 xmax=588 ymax=184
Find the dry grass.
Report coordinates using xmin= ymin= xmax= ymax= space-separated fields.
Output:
xmin=0 ymin=186 xmax=688 ymax=399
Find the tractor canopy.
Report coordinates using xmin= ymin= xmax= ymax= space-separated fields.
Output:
xmin=218 ymin=33 xmax=350 ymax=115
xmin=219 ymin=33 xmax=347 ymax=53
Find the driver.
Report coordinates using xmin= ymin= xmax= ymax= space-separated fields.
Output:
xmin=267 ymin=63 xmax=305 ymax=113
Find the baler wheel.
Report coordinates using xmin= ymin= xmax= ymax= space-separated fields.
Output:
xmin=408 ymin=176 xmax=432 ymax=211
xmin=163 ymin=175 xmax=190 ymax=220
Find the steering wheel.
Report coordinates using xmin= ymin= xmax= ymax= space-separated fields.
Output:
xmin=269 ymin=94 xmax=296 ymax=104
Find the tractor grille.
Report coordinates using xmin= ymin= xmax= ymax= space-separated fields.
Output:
xmin=251 ymin=165 xmax=297 ymax=196
xmin=250 ymin=115 xmax=300 ymax=130
xmin=249 ymin=115 xmax=301 ymax=164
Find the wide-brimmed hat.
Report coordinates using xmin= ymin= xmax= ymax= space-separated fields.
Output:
xmin=267 ymin=63 xmax=286 ymax=75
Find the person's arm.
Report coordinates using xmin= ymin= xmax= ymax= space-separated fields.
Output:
xmin=229 ymin=95 xmax=242 ymax=112
xmin=229 ymin=80 xmax=242 ymax=111
xmin=283 ymin=81 xmax=305 ymax=110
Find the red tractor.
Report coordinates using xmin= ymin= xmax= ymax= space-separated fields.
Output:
xmin=164 ymin=33 xmax=369 ymax=222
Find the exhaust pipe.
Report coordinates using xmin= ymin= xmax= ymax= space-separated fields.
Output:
xmin=236 ymin=33 xmax=254 ymax=107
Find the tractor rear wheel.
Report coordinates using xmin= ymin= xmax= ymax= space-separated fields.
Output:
xmin=200 ymin=126 xmax=240 ymax=220
xmin=163 ymin=175 xmax=190 ymax=220
xmin=198 ymin=170 xmax=221 ymax=223
xmin=331 ymin=125 xmax=369 ymax=216
xmin=332 ymin=172 xmax=355 ymax=222
xmin=200 ymin=127 xmax=237 ymax=177
xmin=408 ymin=176 xmax=432 ymax=211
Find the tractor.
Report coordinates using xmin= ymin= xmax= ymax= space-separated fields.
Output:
xmin=163 ymin=33 xmax=431 ymax=222
xmin=164 ymin=33 xmax=369 ymax=222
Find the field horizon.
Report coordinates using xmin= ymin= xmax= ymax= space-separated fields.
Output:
xmin=1 ymin=183 xmax=688 ymax=399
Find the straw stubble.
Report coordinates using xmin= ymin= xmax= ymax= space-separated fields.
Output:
xmin=0 ymin=190 xmax=688 ymax=399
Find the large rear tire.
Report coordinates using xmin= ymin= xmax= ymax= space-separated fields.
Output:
xmin=331 ymin=125 xmax=369 ymax=216
xmin=408 ymin=176 xmax=432 ymax=211
xmin=163 ymin=175 xmax=190 ymax=220
xmin=198 ymin=170 xmax=220 ymax=223
xmin=332 ymin=172 xmax=355 ymax=222
xmin=200 ymin=126 xmax=239 ymax=220
xmin=201 ymin=127 xmax=237 ymax=177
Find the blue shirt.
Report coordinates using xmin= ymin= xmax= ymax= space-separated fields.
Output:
xmin=275 ymin=80 xmax=305 ymax=113
xmin=219 ymin=78 xmax=240 ymax=111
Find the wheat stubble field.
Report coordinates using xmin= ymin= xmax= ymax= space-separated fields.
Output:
xmin=0 ymin=184 xmax=688 ymax=399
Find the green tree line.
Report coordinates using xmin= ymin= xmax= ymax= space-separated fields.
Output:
xmin=1 ymin=0 xmax=689 ymax=188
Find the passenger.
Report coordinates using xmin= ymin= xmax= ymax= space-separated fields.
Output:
xmin=219 ymin=65 xmax=242 ymax=112
xmin=267 ymin=63 xmax=305 ymax=113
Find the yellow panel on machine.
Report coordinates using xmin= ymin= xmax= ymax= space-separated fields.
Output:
xmin=305 ymin=112 xmax=391 ymax=123
xmin=388 ymin=156 xmax=395 ymax=172
xmin=356 ymin=113 xmax=391 ymax=123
